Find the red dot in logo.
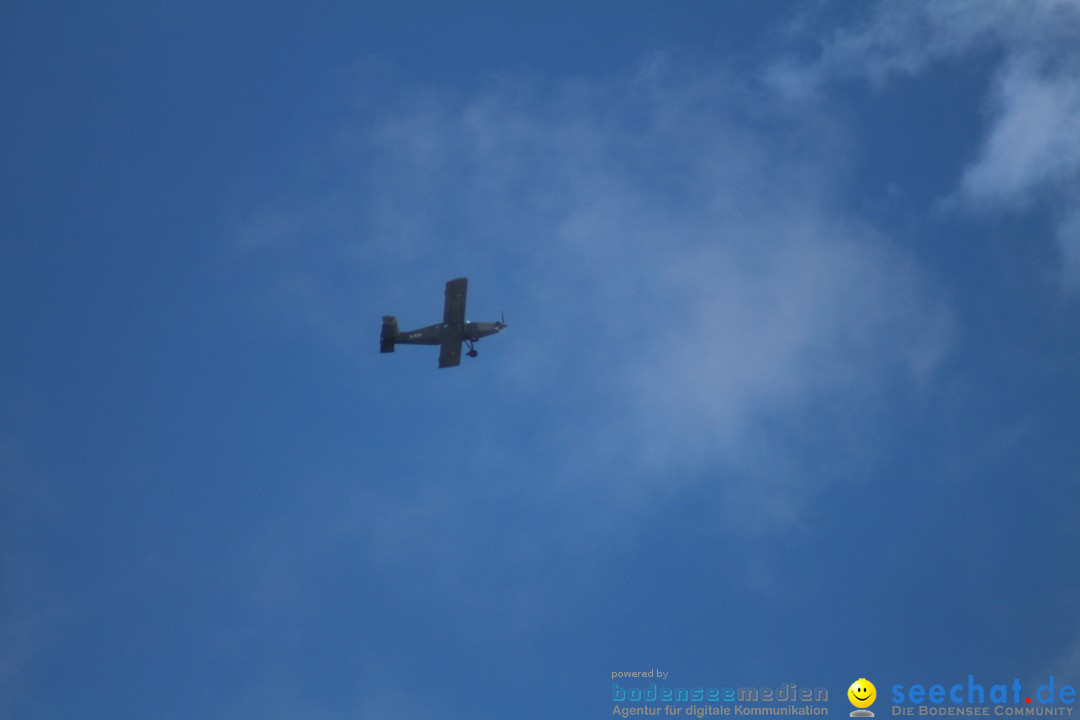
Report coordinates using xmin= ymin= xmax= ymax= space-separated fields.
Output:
xmin=1026 ymin=698 xmax=1031 ymax=704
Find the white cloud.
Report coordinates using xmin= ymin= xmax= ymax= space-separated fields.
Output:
xmin=772 ymin=0 xmax=1079 ymax=89
xmin=771 ymin=0 xmax=1080 ymax=291
xmin=234 ymin=58 xmax=951 ymax=534
xmin=959 ymin=55 xmax=1080 ymax=208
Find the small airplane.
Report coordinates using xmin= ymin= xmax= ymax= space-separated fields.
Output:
xmin=380 ymin=277 xmax=506 ymax=368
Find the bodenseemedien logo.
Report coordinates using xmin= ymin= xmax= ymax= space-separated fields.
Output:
xmin=849 ymin=678 xmax=877 ymax=717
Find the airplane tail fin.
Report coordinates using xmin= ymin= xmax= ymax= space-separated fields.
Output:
xmin=380 ymin=315 xmax=399 ymax=353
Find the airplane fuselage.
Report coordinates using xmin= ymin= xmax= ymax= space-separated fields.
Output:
xmin=396 ymin=321 xmax=504 ymax=346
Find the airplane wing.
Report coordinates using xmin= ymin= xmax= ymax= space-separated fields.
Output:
xmin=443 ymin=277 xmax=467 ymax=326
xmin=438 ymin=336 xmax=463 ymax=368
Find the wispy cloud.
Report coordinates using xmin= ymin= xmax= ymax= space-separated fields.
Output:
xmin=234 ymin=56 xmax=951 ymax=536
xmin=769 ymin=0 xmax=1080 ymax=291
xmin=958 ymin=56 xmax=1080 ymax=206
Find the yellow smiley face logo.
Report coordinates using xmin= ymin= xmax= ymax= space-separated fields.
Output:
xmin=848 ymin=679 xmax=876 ymax=708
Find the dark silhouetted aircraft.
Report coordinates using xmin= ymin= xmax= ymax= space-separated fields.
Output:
xmin=380 ymin=277 xmax=506 ymax=368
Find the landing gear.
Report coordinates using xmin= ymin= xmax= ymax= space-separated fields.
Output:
xmin=465 ymin=338 xmax=479 ymax=358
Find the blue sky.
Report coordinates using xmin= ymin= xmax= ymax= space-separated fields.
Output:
xmin=3 ymin=2 xmax=1079 ymax=718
